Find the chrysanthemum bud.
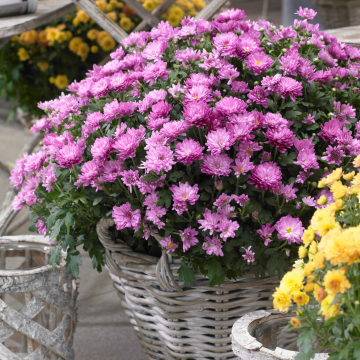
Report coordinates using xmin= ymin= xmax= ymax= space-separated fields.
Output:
xmin=254 ymin=81 xmax=259 ymax=86
xmin=290 ymin=318 xmax=301 ymax=327
xmin=242 ymin=185 xmax=247 ymax=189
xmin=317 ymin=195 xmax=327 ymax=205
xmin=324 ymin=167 xmax=329 ymax=172
xmin=196 ymin=214 xmax=201 ymax=221
xmin=332 ymin=88 xmax=336 ymax=92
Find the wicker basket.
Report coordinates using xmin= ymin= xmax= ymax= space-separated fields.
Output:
xmin=97 ymin=218 xmax=279 ymax=360
xmin=314 ymin=0 xmax=360 ymax=28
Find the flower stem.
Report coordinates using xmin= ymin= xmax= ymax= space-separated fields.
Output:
xmin=72 ymin=165 xmax=78 ymax=179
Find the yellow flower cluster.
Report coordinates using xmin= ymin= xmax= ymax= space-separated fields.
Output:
xmin=273 ymin=167 xmax=360 ymax=322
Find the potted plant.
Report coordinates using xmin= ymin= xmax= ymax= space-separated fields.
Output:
xmin=273 ymin=166 xmax=360 ymax=360
xmin=9 ymin=6 xmax=360 ymax=358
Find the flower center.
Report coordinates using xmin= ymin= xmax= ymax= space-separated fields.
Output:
xmin=245 ymin=47 xmax=249 ymax=51
xmin=194 ymin=95 xmax=198 ymax=98
xmin=183 ymin=194 xmax=187 ymax=198
xmin=255 ymin=61 xmax=261 ymax=65
xmin=286 ymin=227 xmax=292 ymax=233
xmin=238 ymin=167 xmax=242 ymax=173
xmin=168 ymin=242 xmax=174 ymax=248
xmin=224 ymin=43 xmax=228 ymax=47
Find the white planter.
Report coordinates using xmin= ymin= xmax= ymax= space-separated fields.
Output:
xmin=231 ymin=310 xmax=328 ymax=360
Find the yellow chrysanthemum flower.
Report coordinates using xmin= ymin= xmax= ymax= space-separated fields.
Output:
xmin=69 ymin=37 xmax=83 ymax=53
xmin=119 ymin=17 xmax=134 ymax=32
xmin=353 ymin=155 xmax=360 ymax=168
xmin=99 ymin=35 xmax=116 ymax=51
xmin=20 ymin=29 xmax=38 ymax=45
xmin=36 ymin=61 xmax=49 ymax=71
xmin=167 ymin=14 xmax=182 ymax=26
xmin=192 ymin=0 xmax=206 ymax=8
xmin=293 ymin=291 xmax=309 ymax=306
xmin=301 ymin=228 xmax=314 ymax=247
xmin=77 ymin=42 xmax=90 ymax=59
xmin=352 ymin=173 xmax=360 ymax=188
xmin=314 ymin=284 xmax=327 ymax=302
xmin=298 ymin=246 xmax=307 ymax=259
xmin=343 ymin=171 xmax=355 ymax=181
xmin=310 ymin=207 xmax=336 ymax=237
xmin=290 ymin=317 xmax=301 ymax=327
xmin=97 ymin=30 xmax=109 ymax=43
xmin=330 ymin=181 xmax=347 ymax=200
xmin=64 ymin=31 xmax=73 ymax=41
xmin=107 ymin=11 xmax=118 ymax=22
xmin=279 ymin=269 xmax=304 ymax=294
xmin=57 ymin=24 xmax=66 ymax=31
xmin=319 ymin=295 xmax=340 ymax=320
xmin=117 ymin=1 xmax=124 ymax=8
xmin=273 ymin=288 xmax=292 ymax=312
xmin=91 ymin=45 xmax=99 ymax=53
xmin=106 ymin=4 xmax=113 ymax=11
xmin=17 ymin=48 xmax=30 ymax=61
xmin=318 ymin=168 xmax=343 ymax=188
xmin=46 ymin=28 xmax=58 ymax=41
xmin=303 ymin=261 xmax=315 ymax=276
xmin=143 ymin=0 xmax=158 ymax=12
xmin=109 ymin=0 xmax=119 ymax=8
xmin=308 ymin=241 xmax=317 ymax=260
xmin=76 ymin=10 xmax=90 ymax=23
xmin=54 ymin=75 xmax=69 ymax=90
xmin=323 ymin=269 xmax=351 ymax=296
xmin=55 ymin=31 xmax=67 ymax=43
xmin=317 ymin=195 xmax=327 ymax=205
xmin=313 ymin=251 xmax=326 ymax=269
xmin=73 ymin=18 xmax=80 ymax=26
xmin=96 ymin=0 xmax=106 ymax=11
xmin=304 ymin=282 xmax=314 ymax=293
xmin=11 ymin=35 xmax=19 ymax=42
xmin=87 ymin=29 xmax=99 ymax=41
xmin=169 ymin=5 xmax=185 ymax=18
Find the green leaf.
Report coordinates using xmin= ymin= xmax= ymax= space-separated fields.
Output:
xmin=284 ymin=110 xmax=302 ymax=119
xmin=141 ymin=172 xmax=159 ymax=182
xmin=297 ymin=328 xmax=316 ymax=354
xmin=200 ymin=192 xmax=210 ymax=201
xmin=65 ymin=249 xmax=82 ymax=278
xmin=64 ymin=212 xmax=75 ymax=228
xmin=294 ymin=349 xmax=317 ymax=360
xmin=168 ymin=171 xmax=185 ymax=182
xmin=204 ymin=258 xmax=223 ymax=280
xmin=93 ymin=197 xmax=103 ymax=205
xmin=28 ymin=224 xmax=37 ymax=232
xmin=51 ymin=219 xmax=64 ymax=239
xmin=63 ymin=234 xmax=76 ymax=251
xmin=278 ymin=152 xmax=297 ymax=167
xmin=177 ymin=262 xmax=196 ymax=286
xmin=49 ymin=247 xmax=61 ymax=271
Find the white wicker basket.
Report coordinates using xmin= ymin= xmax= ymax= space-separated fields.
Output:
xmin=97 ymin=218 xmax=279 ymax=360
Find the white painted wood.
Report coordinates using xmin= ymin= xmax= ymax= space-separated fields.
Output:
xmin=0 ymin=1 xmax=75 ymax=39
xmin=71 ymin=0 xmax=128 ymax=43
xmin=194 ymin=0 xmax=228 ymax=21
xmin=122 ymin=0 xmax=160 ymax=27
xmin=231 ymin=310 xmax=329 ymax=359
xmin=325 ymin=25 xmax=360 ymax=48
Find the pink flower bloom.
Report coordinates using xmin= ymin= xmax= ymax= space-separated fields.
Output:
xmin=200 ymin=154 xmax=233 ymax=177
xmin=214 ymin=193 xmax=232 ymax=208
xmin=213 ymin=32 xmax=238 ymax=56
xmin=205 ymin=128 xmax=235 ymax=155
xmin=275 ymin=215 xmax=304 ymax=244
xmin=141 ymin=145 xmax=175 ymax=175
xmin=91 ymin=137 xmax=114 ymax=161
xmin=231 ymin=81 xmax=249 ymax=93
xmin=91 ymin=77 xmax=110 ymax=99
xmin=42 ymin=165 xmax=57 ymax=192
xmin=242 ymin=246 xmax=255 ymax=263
xmin=296 ymin=170 xmax=313 ymax=184
xmin=56 ymin=143 xmax=84 ymax=169
xmin=232 ymin=157 xmax=254 ymax=178
xmin=303 ymin=114 xmax=315 ymax=124
xmin=295 ymin=6 xmax=317 ymax=20
xmin=303 ymin=196 xmax=316 ymax=207
xmin=175 ymin=139 xmax=204 ymax=166
xmin=36 ymin=219 xmax=47 ymax=235
xmin=85 ymin=111 xmax=105 ymax=132
xmin=249 ymin=162 xmax=282 ymax=191
xmin=142 ymin=40 xmax=168 ymax=62
xmin=179 ymin=227 xmax=199 ymax=251
xmin=113 ymin=133 xmax=139 ymax=161
xmin=121 ymin=170 xmax=139 ymax=193
xmin=247 ymin=86 xmax=270 ymax=108
xmin=216 ymin=218 xmax=239 ymax=241
xmin=159 ymin=236 xmax=179 ymax=254
xmin=233 ymin=194 xmax=250 ymax=206
xmin=264 ymin=127 xmax=294 ymax=153
xmin=293 ymin=148 xmax=319 ymax=171
xmin=276 ymin=77 xmax=303 ymax=101
xmin=321 ymin=145 xmax=345 ymax=165
xmin=281 ymin=183 xmax=298 ymax=202
xmin=101 ymin=161 xmax=124 ymax=182
xmin=244 ymin=52 xmax=274 ymax=75
xmin=183 ymin=85 xmax=213 ymax=104
xmin=144 ymin=192 xmax=159 ymax=208
xmin=202 ymin=236 xmax=224 ymax=256
xmin=170 ymin=182 xmax=199 ymax=215
xmin=257 ymin=223 xmax=274 ymax=246
xmin=145 ymin=205 xmax=167 ymax=229
xmin=76 ymin=160 xmax=102 ymax=187
xmin=198 ymin=209 xmax=219 ymax=235
xmin=215 ymin=96 xmax=247 ymax=117
xmin=24 ymin=150 xmax=47 ymax=173
xmin=30 ymin=118 xmax=52 ymax=134
xmin=160 ymin=120 xmax=188 ymax=141
xmin=143 ymin=60 xmax=171 ymax=86
xmin=183 ymin=101 xmax=212 ymax=129
xmin=112 ymin=203 xmax=141 ymax=231
xmin=262 ymin=113 xmax=289 ymax=129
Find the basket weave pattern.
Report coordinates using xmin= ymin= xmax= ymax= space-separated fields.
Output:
xmin=314 ymin=0 xmax=360 ymax=28
xmin=97 ymin=218 xmax=279 ymax=360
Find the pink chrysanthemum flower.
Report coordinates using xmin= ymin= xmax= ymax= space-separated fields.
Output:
xmin=42 ymin=165 xmax=57 ymax=192
xmin=143 ymin=60 xmax=171 ymax=86
xmin=112 ymin=203 xmax=141 ymax=231
xmin=215 ymin=96 xmax=248 ymax=117
xmin=56 ymin=143 xmax=84 ymax=169
xmin=175 ymin=138 xmax=204 ymax=166
xmin=213 ymin=193 xmax=232 ymax=208
xmin=232 ymin=194 xmax=250 ymax=206
xmin=257 ymin=223 xmax=274 ymax=246
xmin=242 ymin=246 xmax=255 ymax=263
xmin=160 ymin=120 xmax=188 ymax=141
xmin=198 ymin=209 xmax=219 ymax=235
xmin=248 ymin=162 xmax=282 ymax=191
xmin=141 ymin=145 xmax=175 ymax=175
xmin=276 ymin=77 xmax=303 ymax=101
xmin=213 ymin=32 xmax=238 ymax=57
xmin=170 ymin=182 xmax=200 ymax=215
xmin=200 ymin=154 xmax=233 ymax=177
xmin=293 ymin=148 xmax=319 ymax=171
xmin=113 ymin=133 xmax=139 ymax=161
xmin=321 ymin=145 xmax=345 ymax=165
xmin=205 ymin=128 xmax=235 ymax=155
xmin=183 ymin=85 xmax=213 ymax=104
xmin=159 ymin=236 xmax=179 ymax=254
xmin=30 ymin=118 xmax=52 ymax=134
xmin=216 ymin=218 xmax=239 ymax=241
xmin=36 ymin=219 xmax=47 ymax=236
xmin=121 ymin=170 xmax=139 ymax=193
xmin=101 ymin=161 xmax=124 ymax=183
xmin=91 ymin=137 xmax=114 ymax=161
xmin=202 ymin=236 xmax=224 ymax=257
xmin=295 ymin=6 xmax=317 ymax=20
xmin=264 ymin=127 xmax=294 ymax=153
xmin=142 ymin=40 xmax=168 ymax=62
xmin=145 ymin=205 xmax=167 ymax=229
xmin=75 ymin=160 xmax=102 ymax=187
xmin=179 ymin=227 xmax=199 ymax=251
xmin=247 ymin=86 xmax=270 ymax=108
xmin=24 ymin=150 xmax=47 ymax=173
xmin=182 ymin=101 xmax=212 ymax=129
xmin=275 ymin=215 xmax=304 ymax=244
xmin=244 ymin=52 xmax=274 ymax=75
xmin=232 ymin=157 xmax=255 ymax=178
